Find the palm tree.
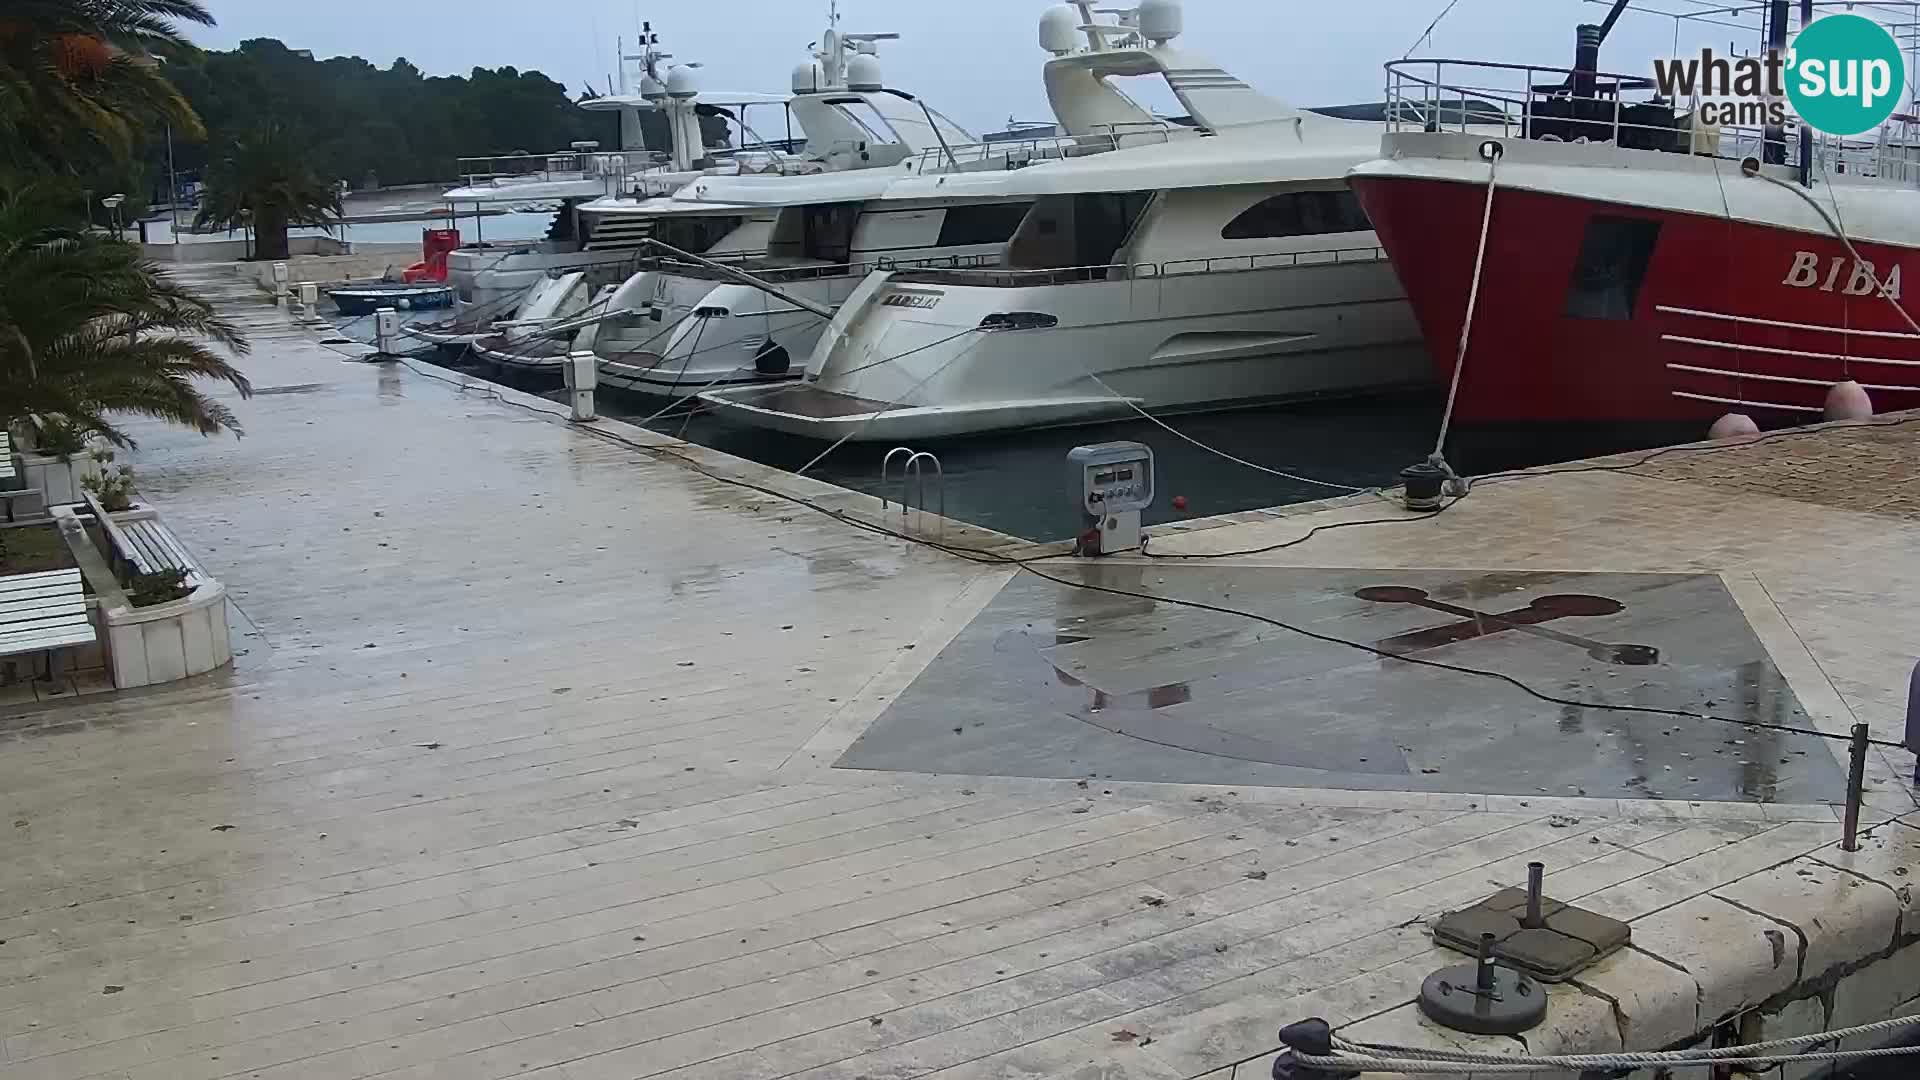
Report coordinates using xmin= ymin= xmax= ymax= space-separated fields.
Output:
xmin=0 ymin=1 xmax=214 ymax=177
xmin=0 ymin=181 xmax=251 ymax=447
xmin=195 ymin=124 xmax=341 ymax=261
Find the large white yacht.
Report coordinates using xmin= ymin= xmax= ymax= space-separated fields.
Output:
xmin=574 ymin=1 xmax=1236 ymax=398
xmin=695 ymin=1 xmax=1429 ymax=440
xmin=405 ymin=25 xmax=806 ymax=349
xmin=564 ymin=9 xmax=1036 ymax=392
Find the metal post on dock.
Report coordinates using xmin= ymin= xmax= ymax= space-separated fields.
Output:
xmin=1522 ymin=862 xmax=1546 ymax=929
xmin=1842 ymin=722 xmax=1871 ymax=853
xmin=1906 ymin=660 xmax=1918 ymax=785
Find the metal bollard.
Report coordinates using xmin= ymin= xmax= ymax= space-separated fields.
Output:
xmin=1522 ymin=862 xmax=1546 ymax=929
xmin=1843 ymin=722 xmax=1871 ymax=852
xmin=1271 ymin=1019 xmax=1360 ymax=1080
xmin=1907 ymin=660 xmax=1919 ymax=784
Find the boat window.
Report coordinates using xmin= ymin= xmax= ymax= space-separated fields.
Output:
xmin=934 ymin=202 xmax=1034 ymax=247
xmin=652 ymin=215 xmax=746 ymax=256
xmin=801 ymin=203 xmax=861 ymax=263
xmin=1563 ymin=216 xmax=1661 ymax=320
xmin=1006 ymin=191 xmax=1153 ymax=271
xmin=1220 ymin=190 xmax=1371 ymax=240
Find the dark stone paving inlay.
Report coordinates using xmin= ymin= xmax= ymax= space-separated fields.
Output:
xmin=835 ymin=566 xmax=1844 ymax=802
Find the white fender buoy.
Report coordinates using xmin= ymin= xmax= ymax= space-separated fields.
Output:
xmin=1824 ymin=379 xmax=1874 ymax=421
xmin=1708 ymin=413 xmax=1759 ymax=439
xmin=397 ymin=298 xmax=412 ymax=311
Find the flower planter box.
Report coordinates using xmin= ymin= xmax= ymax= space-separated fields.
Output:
xmin=17 ymin=451 xmax=101 ymax=508
xmin=50 ymin=503 xmax=234 ymax=690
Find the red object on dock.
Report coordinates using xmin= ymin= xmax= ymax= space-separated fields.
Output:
xmin=403 ymin=228 xmax=460 ymax=284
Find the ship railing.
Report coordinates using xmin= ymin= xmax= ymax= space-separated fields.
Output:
xmin=457 ymin=149 xmax=671 ymax=188
xmin=1385 ymin=58 xmax=1920 ymax=188
xmin=628 ymin=251 xmax=1004 ymax=286
xmin=889 ymin=244 xmax=1390 ymax=288
xmin=905 ymin=121 xmax=1180 ymax=175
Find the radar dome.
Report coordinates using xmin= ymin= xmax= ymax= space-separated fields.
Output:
xmin=846 ymin=53 xmax=883 ymax=92
xmin=1138 ymin=0 xmax=1183 ymax=45
xmin=1039 ymin=4 xmax=1079 ymax=55
xmin=791 ymin=60 xmax=825 ymax=94
xmin=639 ymin=73 xmax=667 ymax=100
xmin=666 ymin=64 xmax=699 ymax=100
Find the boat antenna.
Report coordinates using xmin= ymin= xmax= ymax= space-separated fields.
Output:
xmin=1403 ymin=0 xmax=1468 ymax=58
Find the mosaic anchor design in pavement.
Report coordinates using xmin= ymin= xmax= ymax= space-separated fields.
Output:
xmin=837 ymin=567 xmax=1845 ymax=802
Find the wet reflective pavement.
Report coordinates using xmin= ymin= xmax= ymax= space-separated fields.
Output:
xmin=839 ymin=567 xmax=1843 ymax=802
xmin=0 ymin=268 xmax=1911 ymax=1080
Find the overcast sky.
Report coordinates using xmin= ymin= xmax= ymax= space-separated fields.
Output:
xmin=188 ymin=1 xmax=1886 ymax=135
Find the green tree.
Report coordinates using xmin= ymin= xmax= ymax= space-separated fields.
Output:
xmin=0 ymin=1 xmax=214 ymax=178
xmin=0 ymin=182 xmax=252 ymax=447
xmin=194 ymin=123 xmax=341 ymax=261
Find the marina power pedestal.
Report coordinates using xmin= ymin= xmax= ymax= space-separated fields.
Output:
xmin=373 ymin=307 xmax=402 ymax=356
xmin=564 ymin=350 xmax=598 ymax=422
xmin=1069 ymin=441 xmax=1154 ymax=556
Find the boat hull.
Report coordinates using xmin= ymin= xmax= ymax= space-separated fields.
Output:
xmin=1350 ymin=174 xmax=1920 ymax=424
xmin=588 ymin=277 xmax=836 ymax=399
xmin=702 ymin=258 xmax=1429 ymax=441
xmin=328 ymin=286 xmax=454 ymax=317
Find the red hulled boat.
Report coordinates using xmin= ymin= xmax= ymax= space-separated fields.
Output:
xmin=1348 ymin=15 xmax=1920 ymax=427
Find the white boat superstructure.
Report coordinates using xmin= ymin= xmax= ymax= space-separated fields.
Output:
xmin=410 ymin=24 xmax=804 ymax=346
xmin=580 ymin=0 xmax=1287 ymax=400
xmin=695 ymin=1 xmax=1430 ymax=440
xmin=572 ymin=7 xmax=1057 ymax=396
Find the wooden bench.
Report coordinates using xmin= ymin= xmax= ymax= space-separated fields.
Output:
xmin=82 ymin=492 xmax=203 ymax=586
xmin=0 ymin=568 xmax=97 ymax=682
xmin=0 ymin=431 xmax=42 ymax=523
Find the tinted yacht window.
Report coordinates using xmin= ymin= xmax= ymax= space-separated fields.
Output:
xmin=1221 ymin=190 xmax=1371 ymax=240
xmin=935 ymin=202 xmax=1035 ymax=247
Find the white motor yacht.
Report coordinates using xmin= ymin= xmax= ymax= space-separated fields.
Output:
xmin=696 ymin=0 xmax=1430 ymax=440
xmin=405 ymin=24 xmax=798 ymax=349
xmin=575 ymin=0 xmax=1242 ymax=399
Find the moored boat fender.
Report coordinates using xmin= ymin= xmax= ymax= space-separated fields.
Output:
xmin=1824 ymin=379 xmax=1874 ymax=421
xmin=1708 ymin=412 xmax=1759 ymax=439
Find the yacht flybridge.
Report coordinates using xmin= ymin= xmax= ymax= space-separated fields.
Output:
xmin=693 ymin=0 xmax=1429 ymax=440
xmin=578 ymin=0 xmax=1338 ymax=402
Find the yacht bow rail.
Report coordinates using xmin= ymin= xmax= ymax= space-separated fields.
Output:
xmin=1386 ymin=57 xmax=1920 ymax=186
xmin=889 ymin=244 xmax=1389 ymax=288
xmin=632 ymin=251 xmax=1001 ymax=285
xmin=903 ymin=121 xmax=1182 ymax=174
xmin=457 ymin=149 xmax=670 ymax=188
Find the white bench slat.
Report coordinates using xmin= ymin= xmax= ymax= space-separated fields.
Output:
xmin=0 ymin=622 xmax=97 ymax=645
xmin=0 ymin=568 xmax=81 ymax=593
xmin=0 ymin=565 xmax=94 ymax=660
xmin=0 ymin=618 xmax=92 ymax=646
xmin=0 ymin=599 xmax=89 ymax=626
xmin=0 ymin=583 xmax=84 ymax=608
xmin=125 ymin=524 xmax=169 ymax=573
